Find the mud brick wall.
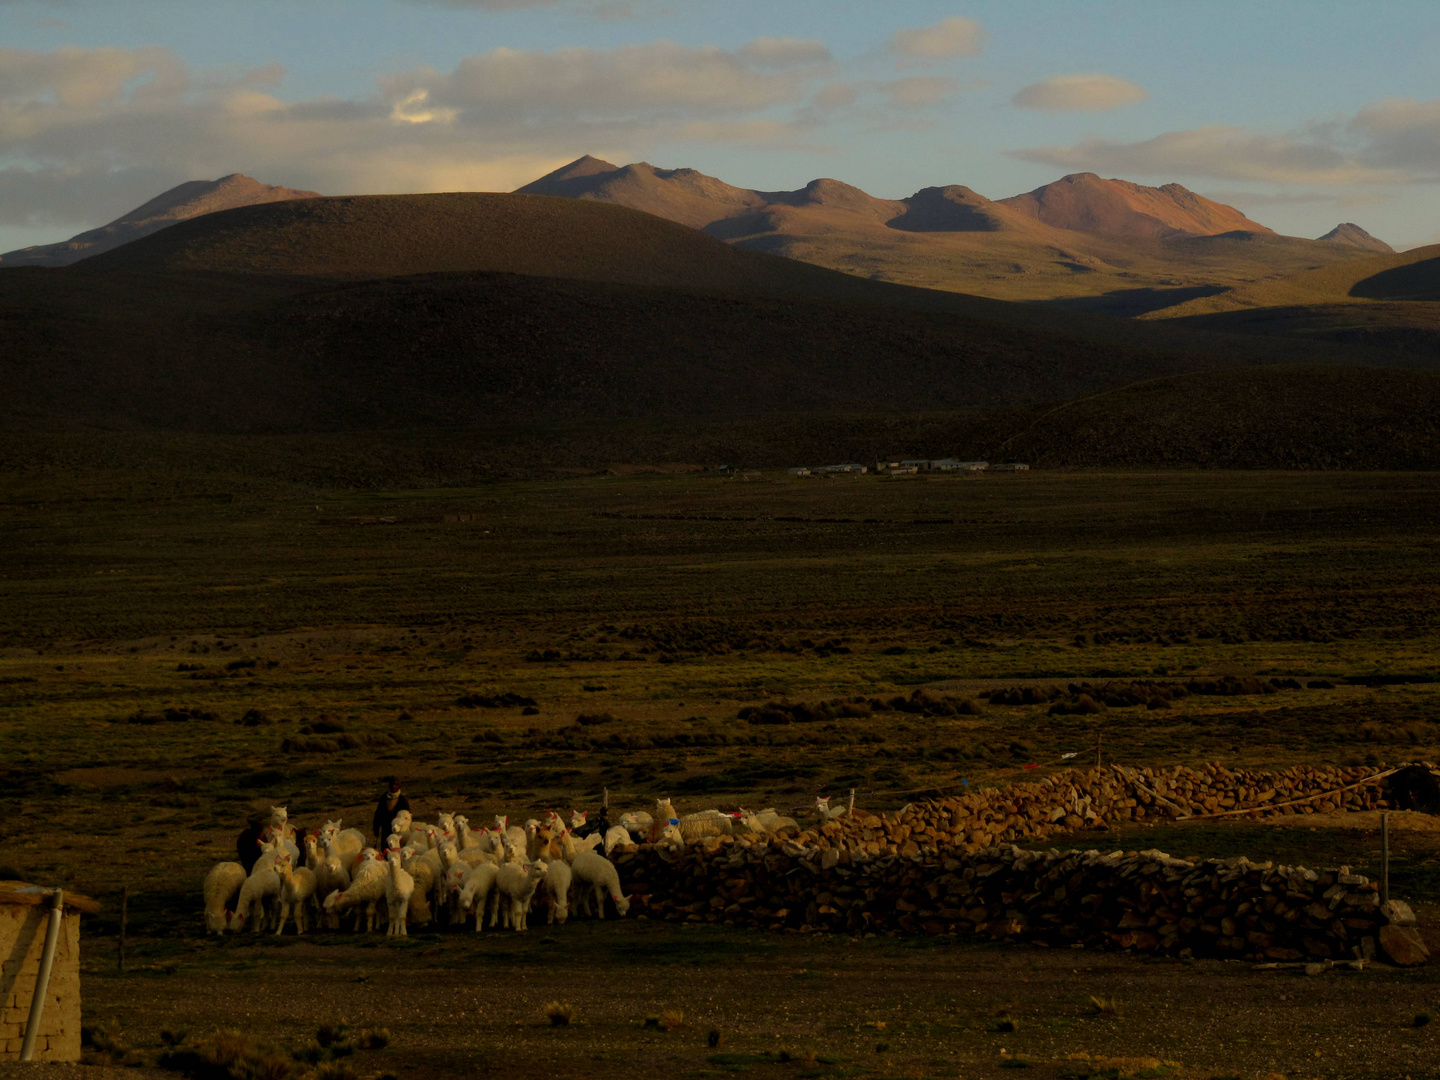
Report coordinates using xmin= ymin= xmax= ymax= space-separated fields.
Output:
xmin=0 ymin=905 xmax=81 ymax=1061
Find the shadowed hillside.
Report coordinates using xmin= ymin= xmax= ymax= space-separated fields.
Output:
xmin=1000 ymin=365 xmax=1440 ymax=469
xmin=1140 ymin=244 xmax=1440 ymax=352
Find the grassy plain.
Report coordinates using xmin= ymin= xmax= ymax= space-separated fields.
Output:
xmin=5 ymin=465 xmax=1440 ymax=1078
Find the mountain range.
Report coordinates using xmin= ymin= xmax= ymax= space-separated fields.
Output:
xmin=0 ymin=161 xmax=1436 ymax=475
xmin=517 ymin=157 xmax=1393 ymax=307
xmin=0 ymin=174 xmax=319 ymax=268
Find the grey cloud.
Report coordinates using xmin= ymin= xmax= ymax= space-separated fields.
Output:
xmin=1009 ymin=125 xmax=1406 ymax=185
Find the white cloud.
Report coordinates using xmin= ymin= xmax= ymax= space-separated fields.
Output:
xmin=736 ymin=37 xmax=832 ymax=70
xmin=881 ymin=76 xmax=959 ymax=109
xmin=0 ymin=41 xmax=845 ymax=233
xmin=1012 ymin=73 xmax=1146 ymax=113
xmin=1009 ymin=124 xmax=1407 ymax=185
xmin=889 ymin=17 xmax=986 ymax=63
xmin=1349 ymin=97 xmax=1440 ymax=178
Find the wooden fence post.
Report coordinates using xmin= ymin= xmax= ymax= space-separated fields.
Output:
xmin=1381 ymin=812 xmax=1390 ymax=907
xmin=118 ymin=885 xmax=128 ymax=973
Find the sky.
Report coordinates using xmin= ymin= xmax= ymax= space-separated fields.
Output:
xmin=2 ymin=0 xmax=1440 ymax=253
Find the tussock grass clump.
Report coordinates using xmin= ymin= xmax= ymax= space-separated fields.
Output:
xmin=1087 ymin=996 xmax=1122 ymax=1017
xmin=658 ymin=1009 xmax=685 ymax=1031
xmin=355 ymin=1028 xmax=390 ymax=1049
xmin=707 ymin=1028 xmax=723 ymax=1048
xmin=81 ymin=1019 xmax=146 ymax=1067
xmin=543 ymin=1001 xmax=575 ymax=1027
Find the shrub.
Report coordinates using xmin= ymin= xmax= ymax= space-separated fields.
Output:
xmin=543 ymin=1001 xmax=575 ymax=1027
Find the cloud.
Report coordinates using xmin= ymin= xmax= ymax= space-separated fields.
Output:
xmin=1348 ymin=97 xmax=1440 ymax=179
xmin=1012 ymin=73 xmax=1146 ymax=112
xmin=736 ymin=37 xmax=832 ymax=70
xmin=1009 ymin=125 xmax=1407 ymax=185
xmin=0 ymin=41 xmax=845 ymax=232
xmin=880 ymin=76 xmax=959 ymax=109
xmin=1203 ymin=189 xmax=1392 ymax=210
xmin=889 ymin=16 xmax=986 ymax=63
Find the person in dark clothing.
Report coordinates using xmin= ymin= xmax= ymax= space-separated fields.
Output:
xmin=373 ymin=779 xmax=412 ymax=843
xmin=236 ymin=813 xmax=266 ymax=874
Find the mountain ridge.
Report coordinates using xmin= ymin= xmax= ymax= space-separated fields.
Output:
xmin=0 ymin=173 xmax=320 ymax=269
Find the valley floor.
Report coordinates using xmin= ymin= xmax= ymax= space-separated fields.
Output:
xmin=6 ymin=466 xmax=1440 ymax=1078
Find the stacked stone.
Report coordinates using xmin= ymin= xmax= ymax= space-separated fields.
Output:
xmin=615 ymin=838 xmax=1425 ymax=964
xmin=810 ymin=763 xmax=1397 ymax=859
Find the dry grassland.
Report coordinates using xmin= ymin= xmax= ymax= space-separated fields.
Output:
xmin=5 ymin=467 xmax=1440 ymax=1078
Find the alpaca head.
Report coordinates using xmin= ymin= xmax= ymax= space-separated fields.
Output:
xmin=269 ymin=805 xmax=288 ymax=827
xmin=323 ymin=889 xmax=341 ymax=910
xmin=614 ymin=893 xmax=632 ymax=917
xmin=570 ymin=809 xmax=587 ymax=830
xmin=816 ymin=796 xmax=831 ymax=814
xmin=656 ymin=797 xmax=675 ymax=821
xmin=494 ymin=814 xmax=508 ymax=831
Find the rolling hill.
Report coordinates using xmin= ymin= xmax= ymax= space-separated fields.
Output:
xmin=1137 ymin=244 xmax=1440 ymax=354
xmin=0 ymin=174 xmax=319 ymax=268
xmin=5 ymin=188 xmax=1438 ymax=476
xmin=517 ymin=157 xmax=1382 ymax=305
xmin=0 ymin=191 xmax=1412 ymax=439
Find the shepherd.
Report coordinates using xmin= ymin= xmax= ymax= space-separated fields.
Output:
xmin=372 ymin=778 xmax=412 ymax=843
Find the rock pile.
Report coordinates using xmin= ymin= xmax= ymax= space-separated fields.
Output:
xmin=811 ymin=762 xmax=1397 ymax=859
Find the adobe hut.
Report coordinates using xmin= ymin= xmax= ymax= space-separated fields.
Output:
xmin=1 ymin=882 xmax=99 ymax=1062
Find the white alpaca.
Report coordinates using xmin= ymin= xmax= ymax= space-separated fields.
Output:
xmin=323 ymin=850 xmax=388 ymax=932
xmin=656 ymin=824 xmax=685 ymax=853
xmin=496 ymin=815 xmax=526 ymax=851
xmin=305 ymin=834 xmax=350 ymax=928
xmin=619 ymin=811 xmax=653 ymax=842
xmin=274 ymin=852 xmax=317 ymax=936
xmin=570 ymin=851 xmax=631 ymax=919
xmin=320 ymin=819 xmax=364 ymax=873
xmin=495 ymin=860 xmax=548 ymax=931
xmin=203 ymin=861 xmax=247 ymax=934
xmin=742 ymin=807 xmax=800 ymax=834
xmin=541 ymin=858 xmax=572 ymax=925
xmin=400 ymin=846 xmax=436 ymax=927
xmin=603 ymin=825 xmax=631 ymax=856
xmin=569 ymin=809 xmax=588 ymax=833
xmin=815 ymin=796 xmax=848 ymax=824
xmin=268 ymin=805 xmax=296 ymax=843
xmin=384 ymin=851 xmax=415 ymax=936
xmin=229 ymin=866 xmax=283 ymax=933
xmin=457 ymin=863 xmax=500 ymax=931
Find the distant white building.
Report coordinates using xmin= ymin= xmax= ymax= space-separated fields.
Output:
xmin=787 ymin=466 xmax=812 ymax=476
xmin=930 ymin=459 xmax=989 ymax=472
xmin=990 ymin=463 xmax=1030 ymax=472
xmin=815 ymin=463 xmax=868 ymax=475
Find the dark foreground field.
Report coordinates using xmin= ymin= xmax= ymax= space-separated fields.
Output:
xmin=6 ymin=465 xmax=1440 ymax=1079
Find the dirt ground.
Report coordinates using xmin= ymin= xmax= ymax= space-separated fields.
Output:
xmin=55 ymin=896 xmax=1440 ymax=1080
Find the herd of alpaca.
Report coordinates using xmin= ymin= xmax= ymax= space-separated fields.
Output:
xmin=203 ymin=796 xmax=831 ymax=936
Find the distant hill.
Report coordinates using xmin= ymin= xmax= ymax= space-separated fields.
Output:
xmin=1318 ymin=223 xmax=1394 ymax=253
xmin=1138 ymin=244 xmax=1440 ymax=352
xmin=999 ymin=365 xmax=1440 ymax=469
xmin=0 ymin=174 xmax=319 ymax=268
xmin=517 ymin=157 xmax=1379 ymax=305
xmin=995 ymin=173 xmax=1272 ymax=240
xmin=1 ymin=192 xmax=1411 ymax=437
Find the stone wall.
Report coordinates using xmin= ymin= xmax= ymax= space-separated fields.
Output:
xmin=0 ymin=902 xmax=82 ymax=1061
xmin=609 ymin=762 xmax=1431 ymax=964
xmin=616 ymin=840 xmax=1424 ymax=963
